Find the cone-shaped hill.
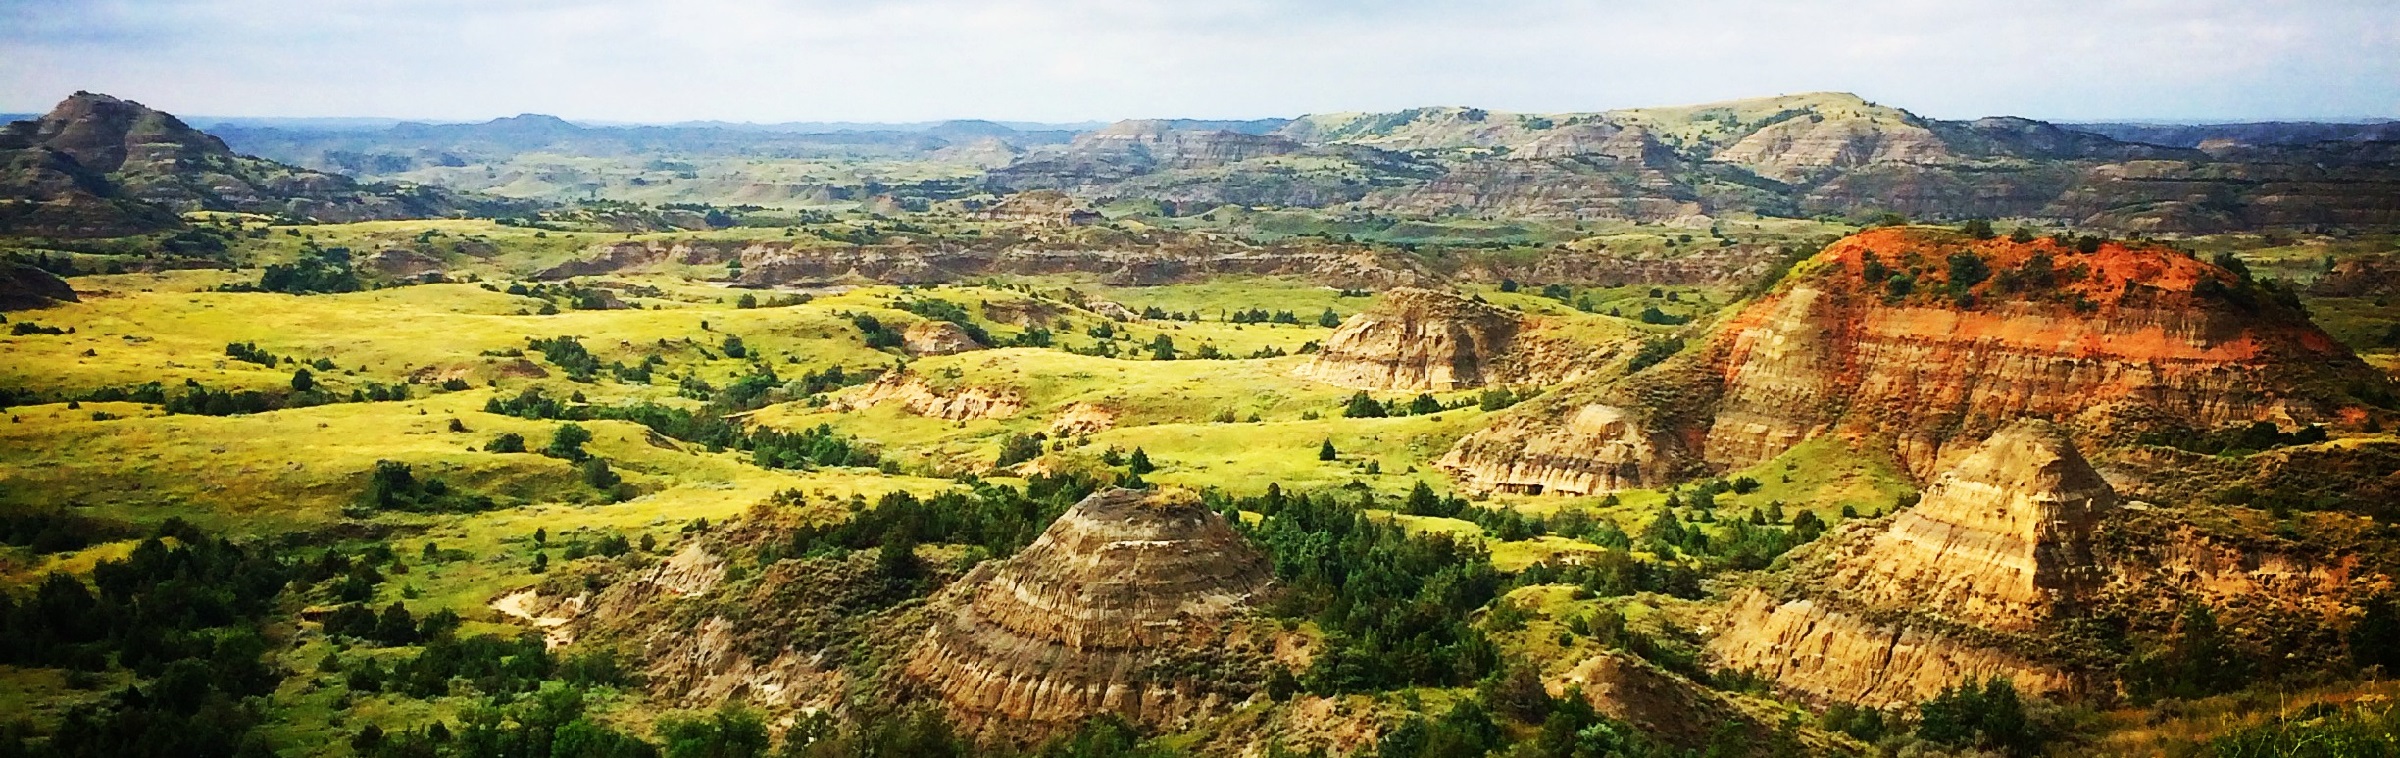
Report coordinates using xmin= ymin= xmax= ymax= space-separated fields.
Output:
xmin=1707 ymin=420 xmax=2381 ymax=708
xmin=1443 ymin=226 xmax=2392 ymax=495
xmin=902 ymin=487 xmax=1276 ymax=740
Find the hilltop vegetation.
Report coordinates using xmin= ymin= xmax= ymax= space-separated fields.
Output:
xmin=0 ymin=92 xmax=2397 ymax=757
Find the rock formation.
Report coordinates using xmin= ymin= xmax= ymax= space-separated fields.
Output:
xmin=902 ymin=320 xmax=984 ymax=356
xmin=1706 ymin=421 xmax=2107 ymax=706
xmin=903 ymin=488 xmax=1276 ymax=738
xmin=0 ymin=261 xmax=77 ymax=310
xmin=1295 ymin=287 xmax=1622 ymax=391
xmin=977 ymin=189 xmax=1099 ymax=227
xmin=1706 ymin=420 xmax=2385 ymax=709
xmin=1442 ymin=227 xmax=2389 ymax=494
xmin=1296 ymin=288 xmax=1522 ymax=391
xmin=0 ymin=92 xmax=524 ymax=236
xmin=834 ymin=373 xmax=1024 ymax=420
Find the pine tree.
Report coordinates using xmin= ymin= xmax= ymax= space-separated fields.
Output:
xmin=1319 ymin=439 xmax=1338 ymax=461
xmin=1127 ymin=447 xmax=1155 ymax=474
xmin=291 ymin=368 xmax=314 ymax=393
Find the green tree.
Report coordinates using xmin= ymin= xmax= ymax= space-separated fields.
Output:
xmin=1962 ymin=218 xmax=1995 ymax=240
xmin=1127 ymin=447 xmax=1155 ymax=475
xmin=547 ymin=423 xmax=593 ymax=461
xmin=1343 ymin=391 xmax=1387 ymax=418
xmin=1319 ymin=439 xmax=1338 ymax=461
xmin=1318 ymin=308 xmax=1343 ymax=328
xmin=291 ymin=368 xmax=315 ymax=393
xmin=488 ymin=432 xmax=527 ymax=453
xmin=1148 ymin=334 xmax=1177 ymax=360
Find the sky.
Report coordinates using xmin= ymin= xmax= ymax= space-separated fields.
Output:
xmin=3 ymin=0 xmax=2397 ymax=124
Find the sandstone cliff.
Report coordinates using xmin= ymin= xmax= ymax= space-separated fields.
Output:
xmin=1705 ymin=422 xmax=2112 ymax=706
xmin=834 ymin=372 xmax=1023 ymax=420
xmin=1705 ymin=421 xmax=2387 ymax=708
xmin=902 ymin=320 xmax=984 ymax=356
xmin=1296 ymin=287 xmax=1629 ymax=391
xmin=1442 ymin=227 xmax=2388 ymax=494
xmin=902 ymin=488 xmax=1277 ymax=740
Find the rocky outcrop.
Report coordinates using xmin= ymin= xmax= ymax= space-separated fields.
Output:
xmin=978 ymin=190 xmax=1100 ymax=226
xmin=1705 ymin=422 xmax=2107 ymax=706
xmin=1706 ymin=592 xmax=2081 ymax=709
xmin=1048 ymin=402 xmax=1117 ymax=437
xmin=902 ymin=488 xmax=1276 ymax=739
xmin=1554 ymin=650 xmax=1779 ymax=749
xmin=903 ymin=320 xmax=984 ymax=356
xmin=1296 ymin=287 xmax=1623 ymax=391
xmin=1814 ymin=423 xmax=2116 ymax=630
xmin=1442 ymin=227 xmax=2389 ymax=494
xmin=1707 ymin=420 xmax=2387 ymax=708
xmin=835 ymin=373 xmax=1024 ymax=420
xmin=1296 ymin=288 xmax=1521 ymax=391
xmin=0 ymin=92 xmax=527 ymax=236
xmin=0 ymin=261 xmax=76 ymax=310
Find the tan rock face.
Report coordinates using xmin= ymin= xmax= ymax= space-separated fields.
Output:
xmin=1296 ymin=287 xmax=1618 ymax=392
xmin=1296 ymin=288 xmax=1523 ymax=391
xmin=1706 ymin=591 xmax=2081 ymax=709
xmin=902 ymin=320 xmax=984 ymax=356
xmin=1706 ymin=422 xmax=2106 ymax=706
xmin=1818 ymin=422 xmax=2115 ymax=630
xmin=903 ymin=488 xmax=1275 ymax=737
xmin=835 ymin=373 xmax=1023 ymax=420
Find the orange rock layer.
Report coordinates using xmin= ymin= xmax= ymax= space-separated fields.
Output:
xmin=1444 ymin=227 xmax=2384 ymax=493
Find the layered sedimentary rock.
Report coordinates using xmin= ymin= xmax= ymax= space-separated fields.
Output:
xmin=1443 ymin=227 xmax=2387 ymax=494
xmin=539 ymin=234 xmax=1429 ymax=289
xmin=1296 ymin=288 xmax=1520 ymax=391
xmin=903 ymin=488 xmax=1275 ymax=736
xmin=834 ymin=373 xmax=1023 ymax=420
xmin=1705 ymin=422 xmax=2106 ymax=706
xmin=1296 ymin=287 xmax=1625 ymax=391
xmin=1815 ymin=423 xmax=2115 ymax=630
xmin=902 ymin=320 xmax=984 ymax=356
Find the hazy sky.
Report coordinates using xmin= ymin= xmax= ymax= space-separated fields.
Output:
xmin=4 ymin=0 xmax=2396 ymax=124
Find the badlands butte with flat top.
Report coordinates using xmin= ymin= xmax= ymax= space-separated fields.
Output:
xmin=1 ymin=88 xmax=2399 ymax=758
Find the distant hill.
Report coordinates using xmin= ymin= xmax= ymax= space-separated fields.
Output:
xmin=0 ymin=92 xmax=533 ymax=237
xmin=2063 ymin=120 xmax=2400 ymax=148
xmin=988 ymin=92 xmax=2400 ymax=232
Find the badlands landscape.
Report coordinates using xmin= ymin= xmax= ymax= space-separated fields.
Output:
xmin=2 ymin=78 xmax=2399 ymax=758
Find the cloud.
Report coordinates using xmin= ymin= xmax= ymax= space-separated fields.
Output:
xmin=2 ymin=0 xmax=2394 ymax=122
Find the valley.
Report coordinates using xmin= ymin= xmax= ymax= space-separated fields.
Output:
xmin=2 ymin=89 xmax=2399 ymax=758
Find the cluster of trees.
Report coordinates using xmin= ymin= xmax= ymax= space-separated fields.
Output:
xmin=0 ymin=508 xmax=129 ymax=555
xmin=750 ymin=424 xmax=881 ymax=470
xmin=851 ymin=314 xmax=904 ymax=350
xmin=1223 ymin=486 xmax=1504 ymax=692
xmin=0 ymin=522 xmax=296 ymax=757
xmin=1341 ymin=391 xmax=1472 ymax=419
xmin=10 ymin=321 xmax=70 ymax=335
xmin=529 ymin=336 xmax=604 ymax=382
xmin=779 ymin=477 xmax=1103 ymax=572
xmin=1625 ymin=336 xmax=1683 ymax=373
xmin=1225 ymin=308 xmax=1302 ymax=325
xmin=358 ymin=460 xmax=499 ymax=514
xmin=2138 ymin=421 xmax=2329 ymax=456
xmin=320 ymin=602 xmax=464 ymax=648
xmin=483 ymin=385 xmax=882 ymax=471
xmin=249 ymin=243 xmax=364 ymax=294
